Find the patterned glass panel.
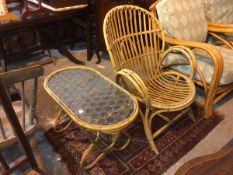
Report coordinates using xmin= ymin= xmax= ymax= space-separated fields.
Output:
xmin=47 ymin=68 xmax=135 ymax=126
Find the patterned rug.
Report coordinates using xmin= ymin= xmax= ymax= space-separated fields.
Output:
xmin=45 ymin=103 xmax=222 ymax=175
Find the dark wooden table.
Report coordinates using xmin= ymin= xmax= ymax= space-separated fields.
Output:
xmin=0 ymin=0 xmax=91 ymax=70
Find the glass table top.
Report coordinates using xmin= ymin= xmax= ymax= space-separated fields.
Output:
xmin=45 ymin=67 xmax=137 ymax=128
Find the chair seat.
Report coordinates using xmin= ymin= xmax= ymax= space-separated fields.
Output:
xmin=146 ymin=72 xmax=195 ymax=110
xmin=164 ymin=46 xmax=233 ymax=85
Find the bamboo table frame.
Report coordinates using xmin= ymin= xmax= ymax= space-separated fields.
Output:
xmin=44 ymin=66 xmax=138 ymax=169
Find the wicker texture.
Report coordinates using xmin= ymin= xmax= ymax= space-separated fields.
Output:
xmin=150 ymin=0 xmax=233 ymax=118
xmin=103 ymin=5 xmax=196 ymax=154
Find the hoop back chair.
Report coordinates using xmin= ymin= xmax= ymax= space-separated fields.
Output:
xmin=103 ymin=5 xmax=197 ymax=154
xmin=0 ymin=65 xmax=46 ymax=174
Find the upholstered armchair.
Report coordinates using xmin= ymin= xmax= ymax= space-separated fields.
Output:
xmin=202 ymin=0 xmax=233 ymax=49
xmin=149 ymin=0 xmax=233 ymax=118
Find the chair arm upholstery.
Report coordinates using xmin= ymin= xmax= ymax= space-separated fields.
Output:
xmin=162 ymin=46 xmax=197 ymax=80
xmin=115 ymin=69 xmax=151 ymax=107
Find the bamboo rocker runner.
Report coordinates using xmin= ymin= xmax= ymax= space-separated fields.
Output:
xmin=44 ymin=66 xmax=138 ymax=170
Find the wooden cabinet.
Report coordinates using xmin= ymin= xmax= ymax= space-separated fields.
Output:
xmin=95 ymin=0 xmax=154 ymax=62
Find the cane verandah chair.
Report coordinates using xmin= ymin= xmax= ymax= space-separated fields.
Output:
xmin=149 ymin=0 xmax=233 ymax=118
xmin=103 ymin=5 xmax=196 ymax=154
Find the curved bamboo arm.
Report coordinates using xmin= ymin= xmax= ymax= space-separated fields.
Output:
xmin=149 ymin=0 xmax=161 ymax=11
xmin=115 ymin=69 xmax=151 ymax=107
xmin=164 ymin=35 xmax=223 ymax=117
xmin=162 ymin=46 xmax=197 ymax=79
xmin=208 ymin=22 xmax=233 ymax=29
xmin=208 ymin=25 xmax=233 ymax=34
xmin=149 ymin=0 xmax=161 ymax=17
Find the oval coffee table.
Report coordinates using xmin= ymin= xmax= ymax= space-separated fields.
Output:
xmin=44 ymin=66 xmax=138 ymax=169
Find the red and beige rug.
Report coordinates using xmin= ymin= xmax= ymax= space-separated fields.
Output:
xmin=45 ymin=103 xmax=222 ymax=175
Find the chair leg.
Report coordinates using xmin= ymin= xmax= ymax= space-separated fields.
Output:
xmin=139 ymin=108 xmax=159 ymax=155
xmin=188 ymin=107 xmax=196 ymax=122
xmin=141 ymin=107 xmax=193 ymax=155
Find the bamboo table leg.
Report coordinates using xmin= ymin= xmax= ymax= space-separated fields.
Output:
xmin=54 ymin=109 xmax=73 ymax=133
xmin=79 ymin=129 xmax=131 ymax=170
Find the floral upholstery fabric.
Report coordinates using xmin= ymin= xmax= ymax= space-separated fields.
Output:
xmin=203 ymin=0 xmax=233 ymax=24
xmin=155 ymin=0 xmax=208 ymax=42
xmin=163 ymin=46 xmax=233 ymax=85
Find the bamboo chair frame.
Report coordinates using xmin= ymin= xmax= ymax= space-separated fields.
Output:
xmin=208 ymin=22 xmax=233 ymax=49
xmin=103 ymin=5 xmax=196 ymax=154
xmin=149 ymin=1 xmax=233 ymax=118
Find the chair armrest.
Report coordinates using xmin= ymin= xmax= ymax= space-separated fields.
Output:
xmin=115 ymin=69 xmax=151 ymax=106
xmin=149 ymin=0 xmax=161 ymax=11
xmin=162 ymin=46 xmax=197 ymax=79
xmin=149 ymin=0 xmax=161 ymax=17
xmin=208 ymin=22 xmax=233 ymax=29
xmin=208 ymin=22 xmax=233 ymax=34
xmin=164 ymin=35 xmax=223 ymax=66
